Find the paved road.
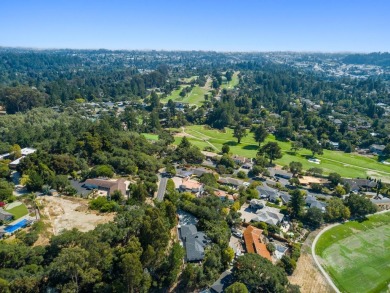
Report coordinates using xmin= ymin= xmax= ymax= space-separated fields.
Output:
xmin=156 ymin=177 xmax=168 ymax=201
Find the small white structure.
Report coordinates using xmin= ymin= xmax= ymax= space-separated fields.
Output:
xmin=9 ymin=148 xmax=37 ymax=168
xmin=21 ymin=148 xmax=36 ymax=156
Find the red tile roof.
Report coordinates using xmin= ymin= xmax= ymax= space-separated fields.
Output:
xmin=243 ymin=225 xmax=271 ymax=261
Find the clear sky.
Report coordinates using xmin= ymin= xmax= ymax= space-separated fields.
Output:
xmin=0 ymin=0 xmax=388 ymax=52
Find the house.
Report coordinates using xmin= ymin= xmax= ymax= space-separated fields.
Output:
xmin=274 ymin=170 xmax=293 ymax=180
xmin=70 ymin=180 xmax=92 ymax=197
xmin=274 ymin=243 xmax=288 ymax=260
xmin=9 ymin=147 xmax=37 ymax=169
xmin=369 ymin=144 xmax=386 ymax=155
xmin=84 ymin=178 xmax=127 ymax=197
xmin=280 ymin=192 xmax=291 ymax=205
xmin=201 ymin=151 xmax=222 ymax=161
xmin=179 ymin=177 xmax=203 ymax=196
xmin=21 ymin=148 xmax=36 ymax=156
xmin=305 ymin=195 xmax=326 ymax=212
xmin=253 ymin=206 xmax=284 ymax=226
xmin=0 ymin=153 xmax=10 ymax=160
xmin=268 ymin=192 xmax=281 ymax=203
xmin=333 ymin=119 xmax=342 ymax=126
xmin=342 ymin=178 xmax=377 ymax=192
xmin=179 ymin=224 xmax=209 ymax=262
xmin=190 ymin=167 xmax=214 ymax=177
xmin=232 ymin=155 xmax=251 ymax=166
xmin=329 ymin=141 xmax=339 ymax=149
xmin=256 ymin=185 xmax=279 ymax=200
xmin=0 ymin=208 xmax=13 ymax=221
xmin=250 ymin=199 xmax=265 ymax=209
xmin=217 ymin=177 xmax=245 ymax=188
xmin=176 ymin=170 xmax=194 ymax=178
xmin=214 ymin=190 xmax=237 ymax=203
xmin=243 ymin=225 xmax=271 ymax=260
xmin=209 ymin=270 xmax=233 ymax=293
xmin=370 ymin=194 xmax=390 ymax=211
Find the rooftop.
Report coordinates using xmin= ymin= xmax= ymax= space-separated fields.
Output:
xmin=243 ymin=225 xmax=271 ymax=260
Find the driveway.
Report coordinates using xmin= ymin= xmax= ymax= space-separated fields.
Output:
xmin=239 ymin=203 xmax=258 ymax=223
xmin=156 ymin=177 xmax=168 ymax=201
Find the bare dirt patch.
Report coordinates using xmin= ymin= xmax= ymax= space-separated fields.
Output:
xmin=288 ymin=230 xmax=334 ymax=293
xmin=38 ymin=196 xmax=115 ymax=235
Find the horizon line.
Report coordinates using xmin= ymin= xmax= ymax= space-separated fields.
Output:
xmin=0 ymin=45 xmax=388 ymax=55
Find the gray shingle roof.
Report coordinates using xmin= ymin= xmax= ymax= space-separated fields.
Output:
xmin=280 ymin=192 xmax=291 ymax=204
xmin=180 ymin=225 xmax=209 ymax=262
xmin=257 ymin=186 xmax=278 ymax=198
xmin=210 ymin=270 xmax=233 ymax=293
xmin=0 ymin=208 xmax=13 ymax=221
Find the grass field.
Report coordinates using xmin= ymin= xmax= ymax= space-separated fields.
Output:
xmin=315 ymin=212 xmax=390 ymax=293
xmin=160 ymin=85 xmax=211 ymax=106
xmin=220 ymin=71 xmax=239 ymax=89
xmin=179 ymin=76 xmax=198 ymax=83
xmin=171 ymin=125 xmax=390 ymax=179
xmin=5 ymin=204 xmax=29 ymax=220
xmin=141 ymin=133 xmax=159 ymax=141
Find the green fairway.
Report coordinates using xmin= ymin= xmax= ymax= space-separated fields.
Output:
xmin=161 ymin=85 xmax=211 ymax=106
xmin=141 ymin=133 xmax=159 ymax=141
xmin=179 ymin=76 xmax=198 ymax=83
xmin=5 ymin=204 xmax=29 ymax=220
xmin=220 ymin=71 xmax=239 ymax=89
xmin=172 ymin=125 xmax=390 ymax=179
xmin=315 ymin=212 xmax=390 ymax=293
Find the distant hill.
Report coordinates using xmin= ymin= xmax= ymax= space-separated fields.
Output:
xmin=343 ymin=52 xmax=390 ymax=67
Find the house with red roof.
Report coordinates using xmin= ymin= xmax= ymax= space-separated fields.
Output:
xmin=243 ymin=225 xmax=271 ymax=261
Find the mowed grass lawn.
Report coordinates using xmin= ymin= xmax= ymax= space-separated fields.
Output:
xmin=5 ymin=204 xmax=29 ymax=220
xmin=315 ymin=212 xmax=390 ymax=293
xmin=220 ymin=71 xmax=239 ymax=89
xmin=172 ymin=125 xmax=390 ymax=179
xmin=160 ymin=85 xmax=211 ymax=107
xmin=141 ymin=133 xmax=159 ymax=141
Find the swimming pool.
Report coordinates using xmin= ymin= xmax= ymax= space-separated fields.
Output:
xmin=4 ymin=218 xmax=28 ymax=233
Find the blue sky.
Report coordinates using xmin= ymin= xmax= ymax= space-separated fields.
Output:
xmin=0 ymin=0 xmax=388 ymax=52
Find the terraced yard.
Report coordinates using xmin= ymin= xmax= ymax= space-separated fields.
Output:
xmin=171 ymin=125 xmax=390 ymax=180
xmin=315 ymin=212 xmax=390 ymax=293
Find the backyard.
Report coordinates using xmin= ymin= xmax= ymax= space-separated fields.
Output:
xmin=315 ymin=212 xmax=390 ymax=293
xmin=171 ymin=125 xmax=390 ymax=180
xmin=5 ymin=202 xmax=29 ymax=220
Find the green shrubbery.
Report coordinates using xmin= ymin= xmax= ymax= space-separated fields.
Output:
xmin=89 ymin=197 xmax=118 ymax=212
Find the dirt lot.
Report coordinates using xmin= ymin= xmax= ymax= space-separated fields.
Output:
xmin=288 ymin=230 xmax=334 ymax=293
xmin=38 ymin=196 xmax=115 ymax=236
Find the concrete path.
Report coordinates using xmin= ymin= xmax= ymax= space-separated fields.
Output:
xmin=5 ymin=201 xmax=23 ymax=209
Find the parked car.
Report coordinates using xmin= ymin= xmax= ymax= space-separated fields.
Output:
xmin=232 ymin=231 xmax=243 ymax=238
